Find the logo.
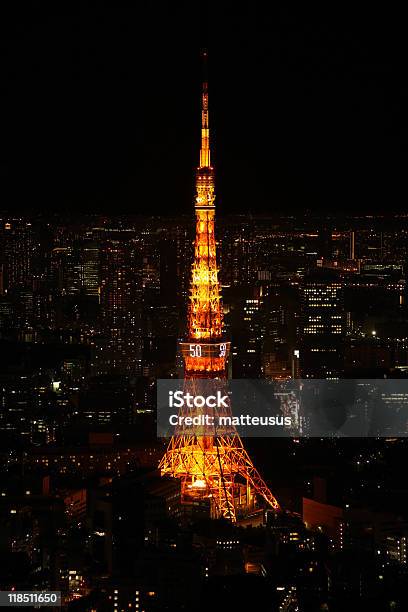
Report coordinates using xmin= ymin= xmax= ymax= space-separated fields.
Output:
xmin=168 ymin=390 xmax=229 ymax=409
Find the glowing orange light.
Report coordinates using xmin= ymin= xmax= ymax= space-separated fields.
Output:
xmin=159 ymin=53 xmax=279 ymax=522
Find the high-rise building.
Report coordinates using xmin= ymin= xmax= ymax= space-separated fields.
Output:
xmin=0 ymin=219 xmax=35 ymax=292
xmin=300 ymin=268 xmax=345 ymax=378
xmin=51 ymin=237 xmax=99 ymax=298
xmin=218 ymin=218 xmax=255 ymax=287
xmin=97 ymin=230 xmax=142 ymax=375
xmin=81 ymin=239 xmax=100 ymax=297
xmin=225 ymin=287 xmax=264 ymax=378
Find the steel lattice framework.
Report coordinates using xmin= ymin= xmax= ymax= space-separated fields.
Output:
xmin=159 ymin=53 xmax=280 ymax=521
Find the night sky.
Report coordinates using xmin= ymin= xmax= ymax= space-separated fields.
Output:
xmin=1 ymin=3 xmax=407 ymax=216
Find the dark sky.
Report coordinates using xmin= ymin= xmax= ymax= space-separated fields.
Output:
xmin=1 ymin=3 xmax=407 ymax=215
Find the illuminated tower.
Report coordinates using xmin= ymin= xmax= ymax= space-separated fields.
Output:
xmin=159 ymin=53 xmax=280 ymax=521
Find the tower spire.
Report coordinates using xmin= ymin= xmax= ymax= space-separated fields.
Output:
xmin=189 ymin=49 xmax=220 ymax=340
xmin=200 ymin=50 xmax=210 ymax=169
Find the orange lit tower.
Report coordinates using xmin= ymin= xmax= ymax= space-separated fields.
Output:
xmin=159 ymin=52 xmax=280 ymax=521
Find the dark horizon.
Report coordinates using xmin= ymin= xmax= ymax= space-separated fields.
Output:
xmin=2 ymin=4 xmax=407 ymax=215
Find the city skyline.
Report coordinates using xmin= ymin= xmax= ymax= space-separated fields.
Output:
xmin=1 ymin=209 xmax=408 ymax=608
xmin=1 ymin=5 xmax=408 ymax=610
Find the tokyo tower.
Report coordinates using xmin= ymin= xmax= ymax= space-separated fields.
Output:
xmin=159 ymin=52 xmax=280 ymax=522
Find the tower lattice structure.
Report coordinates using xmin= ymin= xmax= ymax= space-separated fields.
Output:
xmin=159 ymin=53 xmax=280 ymax=521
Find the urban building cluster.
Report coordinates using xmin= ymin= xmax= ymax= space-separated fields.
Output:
xmin=0 ymin=212 xmax=408 ymax=609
